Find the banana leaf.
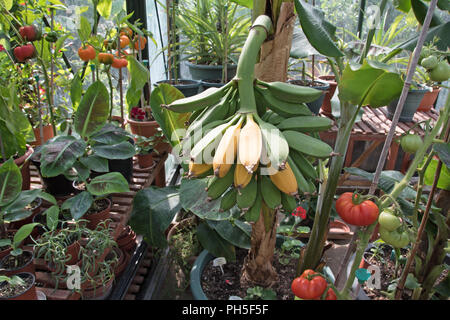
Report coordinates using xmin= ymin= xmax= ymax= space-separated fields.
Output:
xmin=0 ymin=158 xmax=22 ymax=207
xmin=196 ymin=222 xmax=236 ymax=262
xmin=86 ymin=172 xmax=130 ymax=196
xmin=126 ymin=56 xmax=150 ymax=110
xmin=74 ymin=81 xmax=110 ymax=139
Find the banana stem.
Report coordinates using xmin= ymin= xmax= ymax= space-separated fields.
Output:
xmin=235 ymin=15 xmax=273 ymax=114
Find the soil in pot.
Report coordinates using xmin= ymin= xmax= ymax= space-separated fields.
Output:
xmin=360 ymin=244 xmax=412 ymax=300
xmin=84 ymin=198 xmax=111 ymax=230
xmin=201 ymin=248 xmax=296 ymax=300
xmin=0 ymin=250 xmax=35 ymax=277
xmin=0 ymin=272 xmax=37 ymax=300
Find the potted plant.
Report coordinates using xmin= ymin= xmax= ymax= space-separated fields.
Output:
xmin=0 ymin=158 xmax=56 ymax=257
xmin=315 ymin=62 xmax=338 ymax=116
xmin=386 ymin=81 xmax=429 ymax=122
xmin=134 ymin=135 xmax=157 ymax=169
xmin=0 ymin=273 xmax=37 ymax=300
xmin=0 ymin=223 xmax=40 ymax=277
xmin=175 ymin=0 xmax=250 ymax=83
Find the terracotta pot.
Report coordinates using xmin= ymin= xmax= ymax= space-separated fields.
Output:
xmin=127 ymin=117 xmax=159 ymax=138
xmin=110 ymin=247 xmax=127 ymax=277
xmin=417 ymin=87 xmax=441 ymax=112
xmin=32 ymin=125 xmax=54 ymax=146
xmin=319 ymin=75 xmax=337 ymax=116
xmin=0 ymin=272 xmax=37 ymax=300
xmin=77 ymin=245 xmax=112 ymax=280
xmin=137 ymin=153 xmax=154 ymax=168
xmin=4 ymin=145 xmax=34 ymax=191
xmin=81 ymin=277 xmax=114 ymax=300
xmin=65 ymin=240 xmax=81 ymax=266
xmin=0 ymin=250 xmax=35 ymax=277
xmin=85 ymin=198 xmax=112 ymax=230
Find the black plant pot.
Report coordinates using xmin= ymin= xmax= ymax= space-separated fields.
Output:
xmin=156 ymin=79 xmax=201 ymax=97
xmin=199 ymin=79 xmax=225 ymax=92
xmin=108 ymin=158 xmax=133 ymax=183
xmin=287 ymin=79 xmax=329 ymax=115
xmin=31 ymin=149 xmax=78 ymax=198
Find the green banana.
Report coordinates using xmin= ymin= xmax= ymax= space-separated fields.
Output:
xmin=262 ymin=110 xmax=285 ymax=125
xmin=182 ymin=119 xmax=227 ymax=158
xmin=237 ymin=175 xmax=258 ymax=210
xmin=256 ymin=116 xmax=289 ymax=170
xmin=188 ymin=108 xmax=204 ymax=125
xmin=260 ymin=175 xmax=281 ymax=209
xmin=255 ymin=86 xmax=312 ymax=118
xmin=289 ymin=149 xmax=318 ymax=180
xmin=220 ymin=188 xmax=238 ymax=211
xmin=207 ymin=165 xmax=235 ymax=200
xmin=258 ymin=80 xmax=323 ymax=104
xmin=163 ymin=81 xmax=233 ymax=113
xmin=283 ymin=130 xmax=333 ymax=159
xmin=244 ymin=180 xmax=262 ymax=222
xmin=281 ymin=192 xmax=297 ymax=214
xmin=254 ymin=86 xmax=267 ymax=118
xmin=287 ymin=156 xmax=315 ymax=194
xmin=277 ymin=116 xmax=333 ymax=133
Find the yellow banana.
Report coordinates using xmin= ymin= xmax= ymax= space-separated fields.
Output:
xmin=238 ymin=114 xmax=262 ymax=174
xmin=234 ymin=162 xmax=258 ymax=189
xmin=269 ymin=162 xmax=298 ymax=196
xmin=213 ymin=120 xmax=242 ymax=178
xmin=188 ymin=161 xmax=212 ymax=178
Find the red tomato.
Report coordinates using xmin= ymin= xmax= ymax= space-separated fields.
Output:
xmin=325 ymin=288 xmax=337 ymax=300
xmin=112 ymin=57 xmax=128 ymax=69
xmin=291 ymin=269 xmax=328 ymax=300
xmin=335 ymin=192 xmax=379 ymax=226
xmin=13 ymin=44 xmax=35 ymax=62
xmin=78 ymin=45 xmax=96 ymax=61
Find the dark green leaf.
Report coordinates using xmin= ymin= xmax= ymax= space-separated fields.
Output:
xmin=129 ymin=186 xmax=181 ymax=248
xmin=92 ymin=141 xmax=135 ymax=160
xmin=433 ymin=142 xmax=450 ymax=168
xmin=79 ymin=155 xmax=109 ymax=173
xmin=411 ymin=0 xmax=443 ymax=27
xmin=180 ymin=178 xmax=233 ymax=221
xmin=0 ymin=158 xmax=22 ymax=207
xmin=74 ymin=81 xmax=110 ymax=139
xmin=89 ymin=123 xmax=132 ymax=145
xmin=206 ymin=219 xmax=251 ymax=249
xmin=2 ymin=189 xmax=41 ymax=214
xmin=43 ymin=205 xmax=60 ymax=231
xmin=293 ymin=0 xmax=343 ymax=57
xmin=196 ymin=222 xmax=236 ymax=262
xmin=61 ymin=191 xmax=93 ymax=220
xmin=40 ymin=135 xmax=86 ymax=177
xmin=70 ymin=71 xmax=82 ymax=109
xmin=395 ymin=21 xmax=450 ymax=52
xmin=87 ymin=172 xmax=130 ymax=196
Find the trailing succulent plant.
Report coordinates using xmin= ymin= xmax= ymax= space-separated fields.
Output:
xmin=163 ymin=16 xmax=334 ymax=219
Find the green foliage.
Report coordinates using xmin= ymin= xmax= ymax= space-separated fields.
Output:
xmin=244 ymin=286 xmax=277 ymax=300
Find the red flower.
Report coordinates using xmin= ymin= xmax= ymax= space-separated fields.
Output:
xmin=130 ymin=107 xmax=146 ymax=120
xmin=0 ymin=44 xmax=5 ymax=52
xmin=292 ymin=206 xmax=307 ymax=219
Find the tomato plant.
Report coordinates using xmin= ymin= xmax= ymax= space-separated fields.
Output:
xmin=120 ymin=35 xmax=130 ymax=48
xmin=134 ymin=35 xmax=147 ymax=50
xmin=98 ymin=52 xmax=114 ymax=65
xmin=78 ymin=45 xmax=96 ymax=61
xmin=378 ymin=210 xmax=402 ymax=231
xmin=400 ymin=134 xmax=423 ymax=154
xmin=335 ymin=192 xmax=379 ymax=226
xmin=13 ymin=44 xmax=35 ymax=62
xmin=112 ymin=57 xmax=128 ymax=69
xmin=291 ymin=269 xmax=328 ymax=300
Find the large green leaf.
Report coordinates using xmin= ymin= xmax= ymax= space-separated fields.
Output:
xmin=206 ymin=219 xmax=251 ymax=249
xmin=79 ymin=155 xmax=109 ymax=173
xmin=89 ymin=123 xmax=132 ymax=145
xmin=180 ymin=178 xmax=234 ymax=221
xmin=338 ymin=60 xmax=404 ymax=108
xmin=293 ymin=0 xmax=343 ymax=58
xmin=86 ymin=172 xmax=130 ymax=196
xmin=150 ymin=83 xmax=188 ymax=148
xmin=2 ymin=189 xmax=45 ymax=220
xmin=70 ymin=71 xmax=82 ymax=110
xmin=129 ymin=186 xmax=181 ymax=248
xmin=197 ymin=222 xmax=236 ymax=262
xmin=61 ymin=191 xmax=93 ymax=220
xmin=424 ymin=159 xmax=450 ymax=191
xmin=0 ymin=158 xmax=22 ymax=207
xmin=126 ymin=56 xmax=150 ymax=109
xmin=74 ymin=81 xmax=110 ymax=139
xmin=13 ymin=223 xmax=40 ymax=248
xmin=290 ymin=27 xmax=319 ymax=59
xmin=411 ymin=0 xmax=443 ymax=27
xmin=40 ymin=135 xmax=87 ymax=177
xmin=91 ymin=141 xmax=135 ymax=160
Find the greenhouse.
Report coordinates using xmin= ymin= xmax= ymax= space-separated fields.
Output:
xmin=0 ymin=0 xmax=449 ymax=305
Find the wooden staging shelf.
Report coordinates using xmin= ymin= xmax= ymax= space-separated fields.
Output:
xmin=319 ymin=106 xmax=439 ymax=187
xmin=23 ymin=152 xmax=168 ymax=300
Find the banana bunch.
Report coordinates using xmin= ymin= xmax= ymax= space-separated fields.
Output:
xmin=163 ymin=76 xmax=334 ymax=218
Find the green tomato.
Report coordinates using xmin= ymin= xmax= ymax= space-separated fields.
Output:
xmin=379 ymin=226 xmax=410 ymax=248
xmin=421 ymin=55 xmax=438 ymax=70
xmin=378 ymin=210 xmax=402 ymax=231
xmin=400 ymin=134 xmax=423 ymax=154
xmin=429 ymin=61 xmax=450 ymax=82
